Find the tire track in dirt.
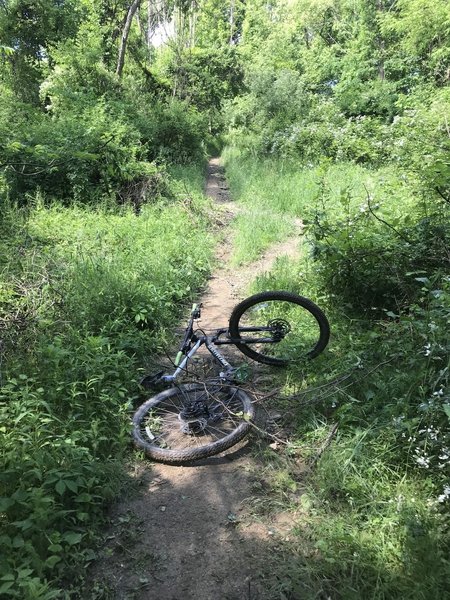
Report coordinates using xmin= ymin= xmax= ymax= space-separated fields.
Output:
xmin=87 ymin=158 xmax=304 ymax=600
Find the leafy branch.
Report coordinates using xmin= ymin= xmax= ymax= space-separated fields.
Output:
xmin=364 ymin=184 xmax=413 ymax=243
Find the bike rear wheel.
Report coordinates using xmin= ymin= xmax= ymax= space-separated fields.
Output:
xmin=228 ymin=291 xmax=330 ymax=366
xmin=132 ymin=383 xmax=255 ymax=463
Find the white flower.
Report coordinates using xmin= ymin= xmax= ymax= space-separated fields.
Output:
xmin=437 ymin=485 xmax=450 ymax=503
xmin=416 ymin=456 xmax=430 ymax=468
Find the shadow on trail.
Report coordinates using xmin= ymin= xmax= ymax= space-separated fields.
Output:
xmin=84 ymin=436 xmax=434 ymax=600
xmin=86 ymin=444 xmax=276 ymax=600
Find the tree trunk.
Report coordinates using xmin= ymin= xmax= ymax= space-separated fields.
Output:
xmin=147 ymin=0 xmax=153 ymax=47
xmin=229 ymin=0 xmax=235 ymax=45
xmin=116 ymin=0 xmax=141 ymax=78
xmin=376 ymin=0 xmax=386 ymax=81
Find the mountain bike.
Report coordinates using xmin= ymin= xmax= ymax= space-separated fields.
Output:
xmin=132 ymin=290 xmax=330 ymax=464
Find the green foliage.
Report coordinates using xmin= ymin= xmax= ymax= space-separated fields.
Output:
xmin=307 ymin=179 xmax=450 ymax=313
xmin=278 ymin=440 xmax=449 ymax=599
xmin=0 ymin=3 xmax=209 ymax=206
xmin=224 ymin=0 xmax=450 ymax=176
xmin=164 ymin=46 xmax=243 ymax=116
xmin=0 ymin=79 xmax=206 ymax=204
xmin=0 ymin=0 xmax=85 ymax=102
xmin=277 ymin=280 xmax=450 ymax=599
xmin=195 ymin=0 xmax=246 ymax=47
xmin=223 ymin=149 xmax=450 ymax=597
xmin=231 ymin=209 xmax=294 ymax=265
xmin=0 ymin=166 xmax=212 ymax=596
xmin=389 ymin=87 xmax=450 ymax=199
xmin=1 ymin=0 xmax=450 ymax=597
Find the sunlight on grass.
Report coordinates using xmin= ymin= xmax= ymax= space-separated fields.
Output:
xmin=230 ymin=209 xmax=295 ymax=265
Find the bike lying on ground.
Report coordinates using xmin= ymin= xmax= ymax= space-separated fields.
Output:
xmin=132 ymin=291 xmax=330 ymax=464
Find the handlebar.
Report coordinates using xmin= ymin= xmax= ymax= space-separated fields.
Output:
xmin=191 ymin=303 xmax=202 ymax=318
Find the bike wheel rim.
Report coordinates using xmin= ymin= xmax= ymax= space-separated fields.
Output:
xmin=234 ymin=298 xmax=324 ymax=363
xmin=135 ymin=385 xmax=252 ymax=454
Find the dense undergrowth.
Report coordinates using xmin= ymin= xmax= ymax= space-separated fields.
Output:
xmin=0 ymin=166 xmax=212 ymax=598
xmin=224 ymin=154 xmax=450 ymax=598
xmin=1 ymin=0 xmax=450 ymax=597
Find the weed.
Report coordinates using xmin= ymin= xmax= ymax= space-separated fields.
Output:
xmin=0 ymin=164 xmax=212 ymax=597
xmin=231 ymin=209 xmax=294 ymax=265
xmin=224 ymin=150 xmax=450 ymax=599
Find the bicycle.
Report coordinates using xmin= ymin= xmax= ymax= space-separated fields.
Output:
xmin=132 ymin=290 xmax=330 ymax=464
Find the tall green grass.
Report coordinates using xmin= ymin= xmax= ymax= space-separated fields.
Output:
xmin=0 ymin=165 xmax=212 ymax=598
xmin=223 ymin=150 xmax=425 ymax=268
xmin=230 ymin=209 xmax=295 ymax=265
xmin=222 ymin=148 xmax=423 ymax=223
xmin=222 ymin=148 xmax=450 ymax=600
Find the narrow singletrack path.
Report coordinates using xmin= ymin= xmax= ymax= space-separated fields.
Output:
xmin=88 ymin=158 xmax=305 ymax=600
xmin=199 ymin=158 xmax=303 ymax=332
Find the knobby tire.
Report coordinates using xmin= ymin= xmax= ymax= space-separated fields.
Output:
xmin=132 ymin=383 xmax=255 ymax=464
xmin=228 ymin=290 xmax=330 ymax=366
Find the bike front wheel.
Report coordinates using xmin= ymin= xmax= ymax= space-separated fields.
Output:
xmin=132 ymin=383 xmax=255 ymax=464
xmin=228 ymin=291 xmax=330 ymax=366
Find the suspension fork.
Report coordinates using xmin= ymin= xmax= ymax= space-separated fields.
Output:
xmin=162 ymin=339 xmax=203 ymax=384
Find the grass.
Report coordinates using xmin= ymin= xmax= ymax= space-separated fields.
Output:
xmin=223 ymin=148 xmax=424 ymax=225
xmin=223 ymin=150 xmax=426 ymax=273
xmin=230 ymin=209 xmax=295 ymax=265
xmin=0 ymin=163 xmax=213 ymax=598
xmin=221 ymin=147 xmax=450 ymax=600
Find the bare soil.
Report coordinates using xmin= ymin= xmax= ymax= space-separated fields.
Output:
xmin=87 ymin=158 xmax=305 ymax=600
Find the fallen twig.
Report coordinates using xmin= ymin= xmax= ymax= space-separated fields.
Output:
xmin=308 ymin=422 xmax=339 ymax=468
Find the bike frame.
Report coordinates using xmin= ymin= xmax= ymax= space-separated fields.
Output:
xmin=158 ymin=304 xmax=278 ymax=385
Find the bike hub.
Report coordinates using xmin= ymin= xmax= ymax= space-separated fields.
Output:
xmin=268 ymin=318 xmax=291 ymax=340
xmin=179 ymin=400 xmax=210 ymax=435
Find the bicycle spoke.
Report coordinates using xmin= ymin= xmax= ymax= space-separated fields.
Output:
xmin=136 ymin=384 xmax=252 ymax=455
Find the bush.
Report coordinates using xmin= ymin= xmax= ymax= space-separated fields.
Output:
xmin=0 ymin=43 xmax=208 ymax=206
xmin=307 ymin=174 xmax=450 ymax=313
xmin=0 ymin=167 xmax=212 ymax=596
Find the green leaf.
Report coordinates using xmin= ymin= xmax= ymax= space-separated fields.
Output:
xmin=63 ymin=532 xmax=82 ymax=545
xmin=0 ymin=581 xmax=15 ymax=594
xmin=55 ymin=480 xmax=66 ymax=495
xmin=0 ymin=535 xmax=12 ymax=548
xmin=443 ymin=404 xmax=450 ymax=421
xmin=45 ymin=555 xmax=62 ymax=569
xmin=65 ymin=480 xmax=78 ymax=493
xmin=17 ymin=569 xmax=33 ymax=579
xmin=0 ymin=498 xmax=15 ymax=511
xmin=12 ymin=536 xmax=24 ymax=548
xmin=75 ymin=493 xmax=92 ymax=503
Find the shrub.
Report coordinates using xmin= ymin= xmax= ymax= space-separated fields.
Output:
xmin=0 ymin=167 xmax=212 ymax=596
xmin=307 ymin=175 xmax=450 ymax=313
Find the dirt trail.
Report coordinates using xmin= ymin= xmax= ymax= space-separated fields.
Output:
xmin=199 ymin=158 xmax=303 ymax=331
xmin=89 ymin=158 xmax=304 ymax=600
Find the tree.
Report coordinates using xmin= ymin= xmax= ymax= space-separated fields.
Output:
xmin=116 ymin=0 xmax=142 ymax=77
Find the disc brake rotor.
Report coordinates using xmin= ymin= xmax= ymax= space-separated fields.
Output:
xmin=179 ymin=416 xmax=208 ymax=435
